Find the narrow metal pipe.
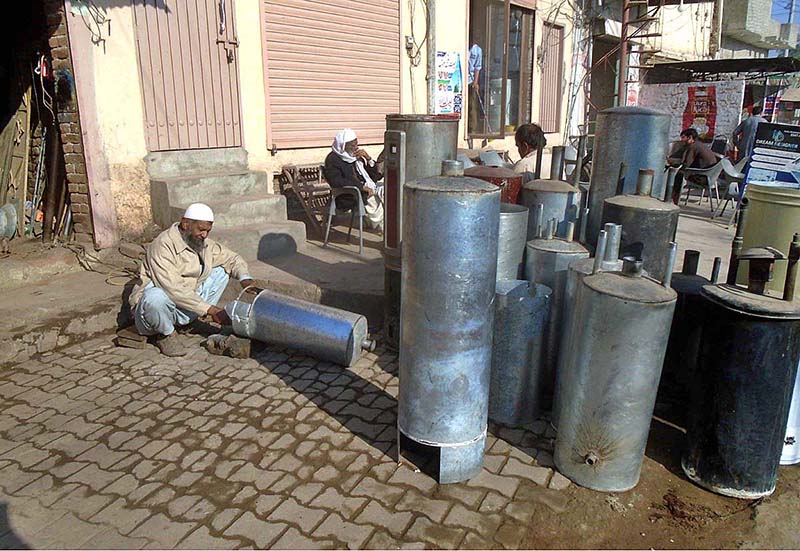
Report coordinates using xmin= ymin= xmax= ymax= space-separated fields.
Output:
xmin=636 ymin=169 xmax=655 ymax=197
xmin=362 ymin=338 xmax=377 ymax=352
xmin=593 ymin=230 xmax=608 ymax=274
xmin=663 ymin=242 xmax=678 ymax=287
xmin=545 ymin=218 xmax=555 ymax=240
xmin=565 ymin=221 xmax=575 ymax=242
xmin=664 ymin=166 xmax=679 ymax=203
xmin=615 ymin=162 xmax=627 ymax=196
xmin=726 ymin=198 xmax=749 ymax=285
xmin=534 ymin=204 xmax=544 ymax=238
xmin=573 ymin=135 xmax=586 ymax=188
xmin=535 ymin=147 xmax=544 ymax=179
xmin=550 ymin=146 xmax=565 ymax=180
xmin=579 ymin=207 xmax=589 ymax=244
xmin=783 ymin=232 xmax=800 ymax=301
xmin=682 ymin=250 xmax=701 ymax=276
xmin=425 ymin=0 xmax=436 ymax=113
xmin=603 ymin=223 xmax=621 ymax=262
xmin=711 ymin=256 xmax=722 ymax=284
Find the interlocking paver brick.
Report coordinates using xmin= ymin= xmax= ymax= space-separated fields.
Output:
xmin=28 ymin=511 xmax=107 ymax=548
xmin=80 ymin=528 xmax=152 ymax=549
xmin=549 ymin=471 xmax=571 ymax=490
xmin=175 ymin=525 xmax=242 ymax=549
xmin=225 ymin=511 xmax=286 ymax=548
xmin=310 ymin=487 xmax=367 ymax=520
xmin=354 ymin=501 xmax=413 ymax=537
xmin=268 ymin=497 xmax=327 ymax=533
xmin=0 ymin=464 xmax=42 ymax=494
xmin=466 ymin=468 xmax=520 ymax=498
xmin=211 ymin=508 xmax=244 ymax=532
xmin=502 ymin=457 xmax=553 ymax=485
xmin=395 ymin=490 xmax=452 ymax=523
xmin=313 ymin=512 xmax=374 ymax=549
xmin=405 ymin=516 xmax=466 ymax=548
xmin=130 ymin=513 xmax=197 ymax=548
xmin=494 ymin=520 xmax=526 ymax=549
xmin=350 ymin=477 xmax=405 ymax=507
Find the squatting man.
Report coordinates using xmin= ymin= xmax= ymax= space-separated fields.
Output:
xmin=128 ymin=203 xmax=255 ymax=357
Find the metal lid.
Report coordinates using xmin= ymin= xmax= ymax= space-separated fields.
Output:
xmin=386 ymin=114 xmax=459 ymax=122
xmin=441 ymin=160 xmax=464 ymax=176
xmin=464 ymin=166 xmax=521 ymax=179
xmin=604 ymin=194 xmax=679 ymax=212
xmin=701 ymin=284 xmax=800 ymax=319
xmin=600 ymin=106 xmax=670 ymax=117
xmin=410 ymin=175 xmax=500 ymax=194
xmin=526 ymin=237 xmax=589 ymax=255
xmin=670 ymin=273 xmax=709 ymax=296
xmin=522 ymin=179 xmax=578 ymax=194
xmin=584 ymin=270 xmax=677 ymax=303
xmin=500 ymin=203 xmax=528 ymax=215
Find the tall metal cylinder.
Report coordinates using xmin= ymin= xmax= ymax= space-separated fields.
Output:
xmin=683 ymin=250 xmax=800 ymax=498
xmin=552 ymin=224 xmax=623 ymax=429
xmin=586 ymin=106 xmax=671 ymax=248
xmin=398 ymin=176 xmax=501 ymax=484
xmin=497 ymin=204 xmax=529 ymax=281
xmin=555 ymin=259 xmax=677 ymax=492
xmin=601 ymin=171 xmax=680 ymax=282
xmin=383 ymin=115 xmax=460 ymax=351
xmin=524 ymin=230 xmax=589 ymax=399
xmin=519 ymin=179 xmax=581 ymax=240
xmin=781 ymin=365 xmax=800 ymax=465
xmin=489 ymin=280 xmax=551 ymax=427
xmin=226 ymin=288 xmax=373 ymax=367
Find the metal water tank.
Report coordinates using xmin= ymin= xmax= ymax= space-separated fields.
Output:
xmin=465 ymin=166 xmax=524 ymax=204
xmin=489 ymin=280 xmax=551 ymax=427
xmin=684 ymin=242 xmax=800 ymax=498
xmin=601 ymin=169 xmax=680 ymax=282
xmin=524 ymin=221 xmax=589 ymax=398
xmin=519 ymin=148 xmax=581 ymax=240
xmin=226 ymin=288 xmax=375 ymax=367
xmin=782 ymin=365 xmax=800 ymax=465
xmin=554 ymin=254 xmax=677 ymax=492
xmin=398 ymin=175 xmax=500 ymax=483
xmin=496 ymin=203 xmax=529 ymax=281
xmin=586 ymin=106 xmax=671 ymax=248
xmin=383 ymin=115 xmax=459 ymax=350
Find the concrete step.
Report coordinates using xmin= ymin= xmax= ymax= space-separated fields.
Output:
xmin=151 ymin=172 xmax=268 ymax=227
xmin=167 ymin=192 xmax=289 ymax=230
xmin=145 ymin=147 xmax=249 ymax=180
xmin=212 ymin=220 xmax=307 ymax=260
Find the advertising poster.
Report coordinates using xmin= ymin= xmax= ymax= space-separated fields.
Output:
xmin=746 ymin=122 xmax=800 ymax=187
xmin=435 ymin=51 xmax=463 ymax=116
xmin=682 ymin=85 xmax=717 ymax=140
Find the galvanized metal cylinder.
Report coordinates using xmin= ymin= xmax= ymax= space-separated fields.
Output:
xmin=683 ymin=285 xmax=800 ymax=498
xmin=226 ymin=288 xmax=371 ymax=367
xmin=497 ymin=204 xmax=530 ymax=281
xmin=399 ymin=176 xmax=501 ymax=483
xmin=554 ymin=260 xmax=677 ymax=491
xmin=524 ymin=236 xmax=589 ymax=399
xmin=519 ymin=180 xmax=581 ymax=240
xmin=489 ymin=280 xmax=552 ymax=427
xmin=781 ymin=364 xmax=800 ymax=465
xmin=385 ymin=114 xmax=459 ymax=183
xmin=601 ymin=191 xmax=680 ymax=282
xmin=586 ymin=106 xmax=671 ymax=248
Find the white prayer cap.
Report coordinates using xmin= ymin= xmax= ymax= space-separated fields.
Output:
xmin=183 ymin=203 xmax=214 ymax=222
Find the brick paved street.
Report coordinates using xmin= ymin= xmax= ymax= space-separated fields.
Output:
xmin=0 ymin=332 xmax=566 ymax=549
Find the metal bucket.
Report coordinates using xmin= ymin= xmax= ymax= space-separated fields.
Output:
xmin=226 ymin=288 xmax=373 ymax=367
xmin=398 ymin=175 xmax=500 ymax=483
xmin=489 ymin=280 xmax=552 ymax=427
xmin=554 ymin=257 xmax=677 ymax=492
xmin=497 ymin=204 xmax=529 ymax=281
xmin=586 ymin=106 xmax=671 ymax=248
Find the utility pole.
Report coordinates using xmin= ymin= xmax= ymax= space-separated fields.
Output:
xmin=787 ymin=0 xmax=795 ymax=57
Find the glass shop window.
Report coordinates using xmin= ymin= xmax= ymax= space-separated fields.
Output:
xmin=468 ymin=0 xmax=535 ymax=138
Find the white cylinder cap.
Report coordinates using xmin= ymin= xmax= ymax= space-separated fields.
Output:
xmin=183 ymin=203 xmax=214 ymax=222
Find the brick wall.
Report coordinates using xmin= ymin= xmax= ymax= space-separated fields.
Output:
xmin=43 ymin=0 xmax=94 ymax=244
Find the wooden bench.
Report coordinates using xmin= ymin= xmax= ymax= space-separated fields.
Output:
xmin=276 ymin=164 xmax=332 ymax=237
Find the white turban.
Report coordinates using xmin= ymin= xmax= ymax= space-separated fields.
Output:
xmin=183 ymin=203 xmax=214 ymax=222
xmin=332 ymin=128 xmax=358 ymax=163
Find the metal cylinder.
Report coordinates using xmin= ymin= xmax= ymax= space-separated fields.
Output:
xmin=586 ymin=106 xmax=671 ymax=248
xmin=683 ymin=269 xmax=800 ymax=498
xmin=497 ymin=204 xmax=529 ymax=281
xmin=226 ymin=288 xmax=372 ymax=367
xmin=398 ymin=176 xmax=500 ymax=484
xmin=489 ymin=280 xmax=552 ymax=427
xmin=554 ymin=260 xmax=677 ymax=491
xmin=524 ymin=236 xmax=590 ymax=399
xmin=601 ymin=185 xmax=680 ymax=282
xmin=383 ymin=115 xmax=459 ymax=351
xmin=781 ymin=364 xmax=800 ymax=465
xmin=465 ymin=166 xmax=525 ymax=204
xmin=550 ymin=146 xmax=565 ymax=180
xmin=552 ymin=224 xmax=623 ymax=429
xmin=519 ymin=179 xmax=581 ymax=240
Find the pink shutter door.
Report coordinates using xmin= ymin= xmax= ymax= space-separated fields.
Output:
xmin=539 ymin=22 xmax=564 ymax=134
xmin=133 ymin=0 xmax=243 ymax=151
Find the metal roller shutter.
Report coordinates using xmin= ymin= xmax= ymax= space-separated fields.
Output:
xmin=262 ymin=0 xmax=401 ymax=149
xmin=539 ymin=22 xmax=564 ymax=134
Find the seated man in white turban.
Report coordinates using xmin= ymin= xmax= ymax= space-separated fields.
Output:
xmin=128 ymin=203 xmax=255 ymax=357
xmin=323 ymin=128 xmax=384 ymax=231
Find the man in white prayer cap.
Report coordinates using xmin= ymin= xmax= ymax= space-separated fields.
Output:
xmin=128 ymin=203 xmax=255 ymax=356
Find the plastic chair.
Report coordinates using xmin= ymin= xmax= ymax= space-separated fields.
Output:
xmin=715 ymin=156 xmax=749 ymax=227
xmin=711 ymin=136 xmax=728 ymax=155
xmin=680 ymin=157 xmax=725 ymax=212
xmin=323 ymin=186 xmax=365 ymax=255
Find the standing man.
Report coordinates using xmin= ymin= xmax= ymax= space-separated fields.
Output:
xmin=468 ymin=41 xmax=483 ymax=134
xmin=129 ymin=203 xmax=255 ymax=356
xmin=732 ymin=105 xmax=767 ymax=161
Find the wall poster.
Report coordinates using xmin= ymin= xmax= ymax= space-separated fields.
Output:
xmin=435 ymin=51 xmax=463 ymax=116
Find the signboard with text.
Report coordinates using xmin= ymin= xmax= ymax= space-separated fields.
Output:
xmin=746 ymin=122 xmax=800 ymax=188
xmin=435 ymin=52 xmax=463 ymax=116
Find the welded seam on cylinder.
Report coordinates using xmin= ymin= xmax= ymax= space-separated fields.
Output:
xmin=398 ymin=426 xmax=487 ymax=448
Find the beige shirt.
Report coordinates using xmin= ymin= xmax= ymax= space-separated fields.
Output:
xmin=514 ymin=151 xmax=538 ymax=175
xmin=129 ymin=223 xmax=250 ymax=316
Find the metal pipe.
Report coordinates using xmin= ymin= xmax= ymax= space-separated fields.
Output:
xmin=579 ymin=207 xmax=589 ymax=244
xmin=784 ymin=233 xmax=800 ymax=301
xmin=535 ymin=147 xmax=544 ymax=180
xmin=636 ymin=169 xmax=655 ymax=197
xmin=593 ymin=230 xmax=608 ymax=274
xmin=711 ymin=257 xmax=722 ymax=284
xmin=682 ymin=250 xmax=701 ymax=276
xmin=550 ymin=146 xmax=565 ymax=180
xmin=664 ymin=167 xmax=679 ymax=203
xmin=545 ymin=218 xmax=555 ymax=240
xmin=441 ymin=159 xmax=464 ymax=176
xmin=534 ymin=204 xmax=544 ymax=238
xmin=497 ymin=204 xmax=530 ymax=281
xmin=565 ymin=221 xmax=575 ymax=243
xmin=426 ymin=0 xmax=436 ymax=114
xmin=727 ymin=198 xmax=749 ymax=285
xmin=573 ymin=135 xmax=586 ymax=188
xmin=615 ymin=162 xmax=627 ymax=196
xmin=663 ymin=242 xmax=678 ymax=287
xmin=603 ymin=223 xmax=621 ymax=262
xmin=618 ymin=1 xmax=630 ymax=108
xmin=42 ymin=124 xmax=61 ymax=242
